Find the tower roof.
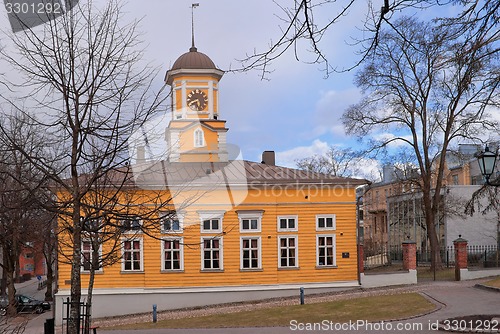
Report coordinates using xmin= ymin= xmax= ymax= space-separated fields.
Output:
xmin=165 ymin=47 xmax=224 ymax=85
xmin=171 ymin=47 xmax=217 ymax=71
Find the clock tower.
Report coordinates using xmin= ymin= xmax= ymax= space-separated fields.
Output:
xmin=164 ymin=45 xmax=228 ymax=162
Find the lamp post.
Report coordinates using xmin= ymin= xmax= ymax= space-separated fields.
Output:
xmin=475 ymin=145 xmax=500 ymax=186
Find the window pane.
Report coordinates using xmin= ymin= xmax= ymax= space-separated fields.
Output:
xmin=280 ymin=219 xmax=287 ymax=229
xmin=251 ymin=219 xmax=258 ymax=230
xmin=243 ymin=220 xmax=249 ymax=230
xmin=203 ymin=220 xmax=211 ymax=230
xmin=289 ymin=219 xmax=295 ymax=229
xmin=318 ymin=218 xmax=325 ymax=228
xmin=212 ymin=219 xmax=219 ymax=230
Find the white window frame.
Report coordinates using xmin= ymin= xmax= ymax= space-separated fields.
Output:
xmin=278 ymin=235 xmax=298 ymax=268
xmin=81 ymin=217 xmax=102 ymax=233
xmin=237 ymin=210 xmax=263 ymax=233
xmin=121 ymin=238 xmax=143 ymax=272
xmin=161 ymin=237 xmax=184 ymax=272
xmin=277 ymin=215 xmax=298 ymax=232
xmin=160 ymin=212 xmax=184 ymax=234
xmin=316 ymin=234 xmax=336 ymax=267
xmin=201 ymin=237 xmax=223 ymax=271
xmin=198 ymin=210 xmax=225 ymax=234
xmin=194 ymin=128 xmax=205 ymax=148
xmin=316 ymin=214 xmax=336 ymax=231
xmin=120 ymin=216 xmax=143 ymax=234
xmin=240 ymin=236 xmax=262 ymax=270
xmin=81 ymin=240 xmax=103 ymax=273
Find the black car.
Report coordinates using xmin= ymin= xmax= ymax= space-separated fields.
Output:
xmin=0 ymin=294 xmax=50 ymax=315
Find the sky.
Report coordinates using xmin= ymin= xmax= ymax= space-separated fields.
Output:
xmin=1 ymin=0 xmax=491 ymax=180
xmin=120 ymin=0 xmax=374 ymax=170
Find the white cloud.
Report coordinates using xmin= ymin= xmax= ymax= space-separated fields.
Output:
xmin=353 ymin=158 xmax=382 ymax=182
xmin=372 ymin=132 xmax=413 ymax=148
xmin=306 ymin=88 xmax=361 ymax=139
xmin=275 ymin=139 xmax=330 ymax=168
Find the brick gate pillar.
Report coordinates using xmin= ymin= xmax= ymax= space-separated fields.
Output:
xmin=402 ymin=240 xmax=417 ymax=271
xmin=454 ymin=236 xmax=468 ymax=281
xmin=358 ymin=244 xmax=364 ymax=274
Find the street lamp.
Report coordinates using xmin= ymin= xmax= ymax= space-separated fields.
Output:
xmin=475 ymin=145 xmax=500 ymax=186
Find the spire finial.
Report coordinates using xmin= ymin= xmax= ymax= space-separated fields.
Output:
xmin=190 ymin=3 xmax=199 ymax=52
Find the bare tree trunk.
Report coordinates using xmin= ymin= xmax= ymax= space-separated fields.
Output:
xmin=69 ymin=206 xmax=82 ymax=334
xmin=44 ymin=251 xmax=54 ymax=302
xmin=5 ymin=270 xmax=16 ymax=317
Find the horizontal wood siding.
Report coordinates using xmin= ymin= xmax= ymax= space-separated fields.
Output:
xmin=59 ymin=186 xmax=359 ymax=289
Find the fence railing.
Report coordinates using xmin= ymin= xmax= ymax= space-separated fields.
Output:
xmin=363 ymin=244 xmax=499 ymax=269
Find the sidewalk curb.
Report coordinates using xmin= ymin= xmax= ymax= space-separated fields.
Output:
xmin=474 ymin=283 xmax=500 ymax=293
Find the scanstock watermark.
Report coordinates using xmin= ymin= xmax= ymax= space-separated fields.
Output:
xmin=3 ymin=0 xmax=79 ymax=32
xmin=289 ymin=319 xmax=444 ymax=331
xmin=128 ymin=112 xmax=249 ymax=227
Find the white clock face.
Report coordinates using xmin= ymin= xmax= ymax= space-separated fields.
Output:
xmin=187 ymin=89 xmax=208 ymax=111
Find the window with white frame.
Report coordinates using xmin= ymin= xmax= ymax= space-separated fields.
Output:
xmin=316 ymin=214 xmax=336 ymax=231
xmin=194 ymin=128 xmax=205 ymax=147
xmin=238 ymin=211 xmax=263 ymax=233
xmin=241 ymin=237 xmax=261 ymax=269
xmin=122 ymin=239 xmax=142 ymax=271
xmin=160 ymin=212 xmax=183 ymax=233
xmin=81 ymin=217 xmax=101 ymax=233
xmin=202 ymin=219 xmax=220 ymax=232
xmin=277 ymin=216 xmax=298 ymax=232
xmin=82 ymin=240 xmax=101 ymax=272
xmin=317 ymin=235 xmax=336 ymax=267
xmin=278 ymin=236 xmax=298 ymax=268
xmin=198 ymin=210 xmax=225 ymax=233
xmin=201 ymin=237 xmax=222 ymax=270
xmin=161 ymin=238 xmax=183 ymax=271
xmin=120 ymin=216 xmax=142 ymax=233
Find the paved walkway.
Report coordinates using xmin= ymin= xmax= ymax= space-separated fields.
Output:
xmin=102 ymin=279 xmax=500 ymax=334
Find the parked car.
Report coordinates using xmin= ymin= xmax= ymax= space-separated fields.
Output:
xmin=0 ymin=294 xmax=50 ymax=315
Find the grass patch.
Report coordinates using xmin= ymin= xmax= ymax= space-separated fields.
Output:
xmin=105 ymin=293 xmax=435 ymax=330
xmin=484 ymin=276 xmax=500 ymax=288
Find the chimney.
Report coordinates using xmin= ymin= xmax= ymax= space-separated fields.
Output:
xmin=262 ymin=151 xmax=275 ymax=166
xmin=136 ymin=146 xmax=146 ymax=163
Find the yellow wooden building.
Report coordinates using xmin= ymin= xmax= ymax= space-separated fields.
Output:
xmin=55 ymin=45 xmax=366 ymax=320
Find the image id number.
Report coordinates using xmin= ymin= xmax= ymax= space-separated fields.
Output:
xmin=5 ymin=1 xmax=62 ymax=15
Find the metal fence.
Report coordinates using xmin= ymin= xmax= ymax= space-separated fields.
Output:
xmin=62 ymin=298 xmax=92 ymax=334
xmin=364 ymin=244 xmax=499 ymax=269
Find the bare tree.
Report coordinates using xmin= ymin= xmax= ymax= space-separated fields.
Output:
xmin=295 ymin=146 xmax=361 ymax=177
xmin=0 ymin=113 xmax=50 ymax=316
xmin=0 ymin=1 xmax=167 ymax=333
xmin=237 ymin=0 xmax=499 ymax=78
xmin=342 ymin=16 xmax=499 ymax=269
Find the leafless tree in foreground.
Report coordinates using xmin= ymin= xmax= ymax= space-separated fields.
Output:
xmin=0 ymin=1 xmax=168 ymax=333
xmin=342 ymin=15 xmax=499 ymax=270
xmin=237 ymin=0 xmax=499 ymax=79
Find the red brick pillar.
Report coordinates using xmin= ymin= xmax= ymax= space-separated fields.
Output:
xmin=402 ymin=240 xmax=417 ymax=270
xmin=454 ymin=236 xmax=468 ymax=281
xmin=357 ymin=244 xmax=364 ymax=274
